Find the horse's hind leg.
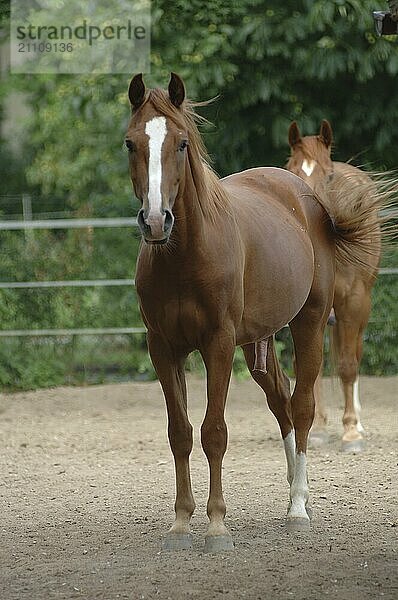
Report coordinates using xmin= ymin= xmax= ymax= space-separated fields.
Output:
xmin=309 ymin=364 xmax=330 ymax=446
xmin=287 ymin=292 xmax=332 ymax=531
xmin=147 ymin=332 xmax=195 ymax=550
xmin=242 ymin=339 xmax=296 ymax=495
xmin=242 ymin=338 xmax=292 ymax=435
xmin=296 ymin=352 xmax=329 ymax=447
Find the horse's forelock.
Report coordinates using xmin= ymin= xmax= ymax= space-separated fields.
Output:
xmin=298 ymin=136 xmax=331 ymax=164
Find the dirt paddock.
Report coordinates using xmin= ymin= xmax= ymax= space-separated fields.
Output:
xmin=1 ymin=376 xmax=397 ymax=600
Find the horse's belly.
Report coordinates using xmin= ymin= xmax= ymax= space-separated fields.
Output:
xmin=236 ymin=230 xmax=314 ymax=344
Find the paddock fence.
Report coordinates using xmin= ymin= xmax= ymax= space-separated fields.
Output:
xmin=0 ymin=196 xmax=397 ymax=339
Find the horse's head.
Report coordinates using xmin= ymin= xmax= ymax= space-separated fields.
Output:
xmin=125 ymin=73 xmax=188 ymax=244
xmin=286 ymin=120 xmax=334 ymax=191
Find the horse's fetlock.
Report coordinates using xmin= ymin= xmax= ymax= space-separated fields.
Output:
xmin=207 ymin=498 xmax=226 ymax=519
xmin=175 ymin=499 xmax=195 ymax=517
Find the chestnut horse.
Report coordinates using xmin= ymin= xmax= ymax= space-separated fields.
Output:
xmin=287 ymin=120 xmax=382 ymax=453
xmin=125 ymin=74 xmax=378 ymax=552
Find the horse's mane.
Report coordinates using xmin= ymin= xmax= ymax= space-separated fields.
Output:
xmin=143 ymin=88 xmax=230 ymax=221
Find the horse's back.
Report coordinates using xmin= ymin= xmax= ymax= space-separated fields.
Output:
xmin=222 ymin=166 xmax=331 ymax=238
xmin=333 ymin=161 xmax=372 ymax=182
xmin=222 ymin=166 xmax=310 ymax=210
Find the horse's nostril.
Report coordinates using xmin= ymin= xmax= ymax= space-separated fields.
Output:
xmin=164 ymin=209 xmax=174 ymax=233
xmin=137 ymin=209 xmax=148 ymax=232
xmin=137 ymin=209 xmax=144 ymax=225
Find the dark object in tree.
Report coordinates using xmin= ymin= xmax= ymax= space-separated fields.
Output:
xmin=373 ymin=5 xmax=398 ymax=35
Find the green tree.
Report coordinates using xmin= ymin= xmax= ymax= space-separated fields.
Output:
xmin=21 ymin=0 xmax=398 ymax=200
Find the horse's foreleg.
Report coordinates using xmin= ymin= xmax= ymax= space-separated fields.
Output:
xmin=200 ymin=331 xmax=235 ymax=553
xmin=147 ymin=332 xmax=195 ymax=550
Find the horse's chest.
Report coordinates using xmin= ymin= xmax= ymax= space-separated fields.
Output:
xmin=138 ymin=284 xmax=210 ymax=344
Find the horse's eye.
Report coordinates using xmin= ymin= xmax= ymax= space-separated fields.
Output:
xmin=178 ymin=140 xmax=188 ymax=152
xmin=125 ymin=139 xmax=136 ymax=152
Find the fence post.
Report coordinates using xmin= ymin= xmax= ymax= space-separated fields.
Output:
xmin=22 ymin=193 xmax=34 ymax=244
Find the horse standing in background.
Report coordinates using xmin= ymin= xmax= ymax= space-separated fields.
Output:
xmin=125 ymin=73 xmax=383 ymax=552
xmin=287 ymin=120 xmax=382 ymax=452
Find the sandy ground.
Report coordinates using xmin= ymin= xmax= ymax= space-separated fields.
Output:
xmin=1 ymin=376 xmax=397 ymax=600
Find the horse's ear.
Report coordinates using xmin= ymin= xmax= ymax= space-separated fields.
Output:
xmin=288 ymin=121 xmax=301 ymax=148
xmin=319 ymin=119 xmax=333 ymax=148
xmin=168 ymin=72 xmax=185 ymax=108
xmin=128 ymin=73 xmax=146 ymax=110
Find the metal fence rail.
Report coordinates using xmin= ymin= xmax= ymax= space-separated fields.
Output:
xmin=0 ymin=279 xmax=135 ymax=289
xmin=0 ymin=327 xmax=146 ymax=337
xmin=378 ymin=267 xmax=398 ymax=275
xmin=0 ymin=269 xmax=396 ymax=291
xmin=0 ymin=210 xmax=396 ymax=339
xmin=0 ymin=217 xmax=137 ymax=230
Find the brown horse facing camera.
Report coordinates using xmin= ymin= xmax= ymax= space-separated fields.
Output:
xmin=125 ymin=74 xmax=379 ymax=552
xmin=286 ymin=120 xmax=383 ymax=453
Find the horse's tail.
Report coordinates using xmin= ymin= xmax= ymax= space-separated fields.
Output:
xmin=318 ymin=169 xmax=398 ymax=272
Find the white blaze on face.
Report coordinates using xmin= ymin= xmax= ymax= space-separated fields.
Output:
xmin=301 ymin=158 xmax=316 ymax=177
xmin=145 ymin=116 xmax=167 ymax=215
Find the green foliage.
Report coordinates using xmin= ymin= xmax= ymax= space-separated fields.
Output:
xmin=0 ymin=338 xmax=65 ymax=389
xmin=362 ymin=262 xmax=398 ymax=375
xmin=11 ymin=0 xmax=398 ymax=204
xmin=0 ymin=334 xmax=156 ymax=390
xmin=150 ymin=0 xmax=398 ymax=174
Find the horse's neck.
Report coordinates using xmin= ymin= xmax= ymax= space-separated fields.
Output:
xmin=171 ymin=158 xmax=212 ymax=250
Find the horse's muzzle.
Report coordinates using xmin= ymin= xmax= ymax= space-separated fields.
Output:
xmin=137 ymin=208 xmax=174 ymax=244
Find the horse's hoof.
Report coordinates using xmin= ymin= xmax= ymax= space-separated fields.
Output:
xmin=286 ymin=517 xmax=311 ymax=532
xmin=309 ymin=430 xmax=329 ymax=448
xmin=286 ymin=504 xmax=313 ymax=520
xmin=203 ymin=534 xmax=234 ymax=553
xmin=341 ymin=438 xmax=365 ymax=454
xmin=162 ymin=532 xmax=193 ymax=551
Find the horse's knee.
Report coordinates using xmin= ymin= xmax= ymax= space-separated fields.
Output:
xmin=168 ymin=422 xmax=193 ymax=457
xmin=201 ymin=418 xmax=227 ymax=459
xmin=338 ymin=357 xmax=358 ymax=384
